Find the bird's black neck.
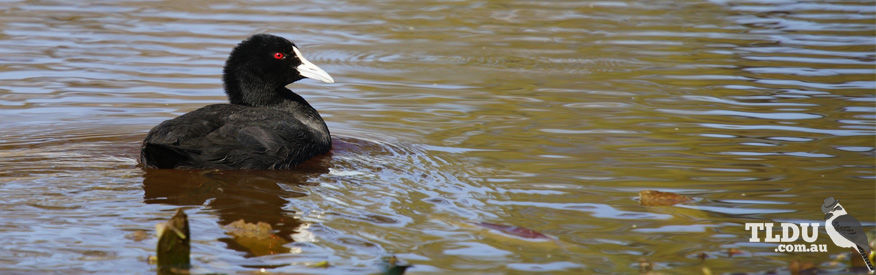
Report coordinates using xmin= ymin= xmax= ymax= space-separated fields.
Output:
xmin=224 ymin=69 xmax=283 ymax=106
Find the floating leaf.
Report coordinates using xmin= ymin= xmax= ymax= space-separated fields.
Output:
xmin=225 ymin=219 xmax=273 ymax=239
xmin=726 ymin=248 xmax=742 ymax=257
xmin=637 ymin=257 xmax=653 ymax=273
xmin=639 ymin=190 xmax=691 ymax=206
xmin=125 ymin=230 xmax=149 ymax=242
xmin=435 ymin=215 xmax=564 ymax=250
xmin=475 ymin=222 xmax=551 ymax=240
xmin=224 ymin=219 xmax=289 ymax=256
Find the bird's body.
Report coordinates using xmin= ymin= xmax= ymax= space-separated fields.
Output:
xmin=140 ymin=34 xmax=335 ymax=170
xmin=141 ymin=103 xmax=329 ymax=170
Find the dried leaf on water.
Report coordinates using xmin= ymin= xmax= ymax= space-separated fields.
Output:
xmin=475 ymin=222 xmax=551 ymax=240
xmin=156 ymin=208 xmax=190 ymax=271
xmin=125 ymin=230 xmax=149 ymax=242
xmin=435 ymin=215 xmax=566 ymax=251
xmin=225 ymin=219 xmax=274 ymax=238
xmin=636 ymin=257 xmax=667 ymax=275
xmin=639 ymin=190 xmax=691 ymax=206
xmin=223 ymin=219 xmax=290 ymax=256
xmin=308 ymin=261 xmax=331 ymax=268
xmin=637 ymin=257 xmax=652 ymax=272
xmin=726 ymin=248 xmax=742 ymax=258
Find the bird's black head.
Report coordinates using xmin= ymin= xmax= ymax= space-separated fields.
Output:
xmin=223 ymin=34 xmax=334 ymax=106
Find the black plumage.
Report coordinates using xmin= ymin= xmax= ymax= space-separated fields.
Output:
xmin=140 ymin=34 xmax=335 ymax=170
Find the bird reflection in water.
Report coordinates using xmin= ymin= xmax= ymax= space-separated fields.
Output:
xmin=142 ymin=154 xmax=331 ymax=257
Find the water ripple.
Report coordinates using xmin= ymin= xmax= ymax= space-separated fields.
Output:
xmin=700 ymin=123 xmax=871 ymax=136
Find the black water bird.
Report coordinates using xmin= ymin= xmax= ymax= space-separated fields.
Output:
xmin=140 ymin=34 xmax=335 ymax=170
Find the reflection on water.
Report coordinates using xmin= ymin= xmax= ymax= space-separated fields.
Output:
xmin=0 ymin=0 xmax=874 ymax=273
xmin=143 ymin=169 xmax=314 ymax=256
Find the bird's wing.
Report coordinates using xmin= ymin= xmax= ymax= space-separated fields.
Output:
xmin=140 ymin=105 xmax=231 ymax=168
xmin=141 ymin=104 xmax=231 ymax=146
xmin=832 ymin=215 xmax=871 ymax=253
xmin=196 ymin=118 xmax=315 ymax=169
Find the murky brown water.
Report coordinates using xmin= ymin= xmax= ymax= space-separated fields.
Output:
xmin=1 ymin=0 xmax=874 ymax=273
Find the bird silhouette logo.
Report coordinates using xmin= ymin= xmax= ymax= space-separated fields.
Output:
xmin=822 ymin=197 xmax=874 ymax=272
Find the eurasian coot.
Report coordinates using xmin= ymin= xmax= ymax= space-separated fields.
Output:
xmin=140 ymin=34 xmax=335 ymax=170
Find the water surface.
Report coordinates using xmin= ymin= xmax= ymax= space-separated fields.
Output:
xmin=0 ymin=0 xmax=874 ymax=273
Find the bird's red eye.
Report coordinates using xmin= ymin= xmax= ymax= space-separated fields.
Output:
xmin=273 ymin=52 xmax=285 ymax=59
